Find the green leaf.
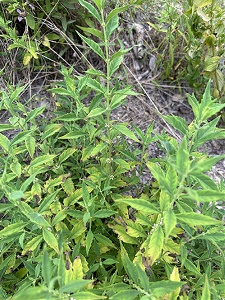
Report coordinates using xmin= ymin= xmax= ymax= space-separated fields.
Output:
xmin=90 ymin=142 xmax=106 ymax=157
xmin=0 ymin=133 xmax=10 ymax=152
xmin=43 ymin=229 xmax=60 ymax=254
xmin=126 ymin=221 xmax=147 ymax=238
xmin=149 ymin=280 xmax=184 ymax=297
xmin=77 ymin=32 xmax=105 ymax=60
xmin=166 ymin=165 xmax=178 ymax=196
xmin=94 ymin=209 xmax=116 ymax=218
xmin=164 ymin=209 xmax=177 ymax=239
xmin=41 ymin=124 xmax=62 ymax=141
xmin=51 ymin=209 xmax=67 ymax=226
xmin=185 ymin=188 xmax=225 ymax=203
xmin=86 ymin=230 xmax=93 ymax=255
xmin=162 ymin=115 xmax=188 ymax=135
xmin=194 ymin=0 xmax=213 ymax=8
xmin=77 ymin=26 xmax=104 ymax=40
xmin=177 ymin=212 xmax=221 ymax=227
xmin=86 ymin=107 xmax=106 ymax=118
xmin=109 ymin=55 xmax=123 ymax=77
xmin=146 ymin=162 xmax=172 ymax=195
xmin=42 ymin=247 xmax=52 ymax=285
xmin=0 ymin=203 xmax=13 ymax=213
xmin=0 ymin=124 xmax=15 ymax=131
xmin=106 ymin=14 xmax=118 ymax=39
xmin=146 ymin=225 xmax=164 ymax=266
xmin=187 ymin=94 xmax=200 ymax=120
xmin=26 ymin=13 xmax=35 ymax=30
xmin=95 ymin=233 xmax=117 ymax=249
xmin=28 ymin=155 xmax=56 ymax=172
xmin=28 ymin=46 xmax=38 ymax=59
xmin=9 ymin=190 xmax=24 ymax=201
xmin=120 ymin=243 xmax=139 ymax=284
xmin=58 ymin=148 xmax=76 ymax=164
xmin=22 ymin=235 xmax=43 ymax=255
xmin=110 ymin=290 xmax=140 ymax=300
xmin=115 ymin=198 xmax=159 ymax=214
xmin=69 ymin=291 xmax=106 ymax=299
xmin=25 ymin=106 xmax=46 ymax=123
xmin=19 ymin=202 xmax=51 ymax=228
xmin=136 ymin=263 xmax=149 ymax=292
xmin=10 ymin=161 xmax=22 ymax=177
xmin=106 ymin=6 xmax=129 ymax=23
xmin=93 ymin=0 xmax=105 ymax=10
xmin=56 ymin=113 xmax=80 ymax=121
xmin=59 ymin=131 xmax=86 ymax=139
xmin=21 ymin=170 xmax=44 ymax=193
xmin=183 ymin=259 xmax=201 ymax=276
xmin=109 ymin=224 xmax=138 ymax=244
xmin=190 ymin=173 xmax=218 ymax=190
xmin=25 ymin=135 xmax=36 ymax=158
xmin=204 ymin=56 xmax=220 ymax=72
xmin=60 ymin=280 xmax=93 ymax=293
xmin=114 ymin=124 xmax=140 ymax=142
xmin=78 ymin=0 xmax=101 ymax=22
xmin=201 ymin=275 xmax=210 ymax=300
xmin=0 ymin=222 xmax=26 ymax=238
xmin=86 ymin=78 xmax=104 ymax=93
xmin=176 ymin=137 xmax=189 ymax=178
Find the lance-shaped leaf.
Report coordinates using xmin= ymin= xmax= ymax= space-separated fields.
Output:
xmin=114 ymin=124 xmax=140 ymax=142
xmin=78 ymin=0 xmax=101 ymax=23
xmin=109 ymin=55 xmax=123 ymax=77
xmin=162 ymin=114 xmax=188 ymax=135
xmin=43 ymin=229 xmax=60 ymax=254
xmin=185 ymin=188 xmax=225 ymax=203
xmin=115 ymin=198 xmax=159 ymax=214
xmin=22 ymin=235 xmax=43 ymax=255
xmin=77 ymin=26 xmax=104 ymax=40
xmin=10 ymin=131 xmax=33 ymax=147
xmin=177 ymin=212 xmax=221 ymax=227
xmin=164 ymin=208 xmax=177 ymax=240
xmin=77 ymin=31 xmax=105 ymax=60
xmin=0 ymin=133 xmax=10 ymax=152
xmin=106 ymin=6 xmax=129 ymax=23
xmin=41 ymin=124 xmax=62 ymax=141
xmin=0 ymin=222 xmax=27 ymax=238
xmin=59 ymin=131 xmax=86 ymax=140
xmin=106 ymin=14 xmax=118 ymax=39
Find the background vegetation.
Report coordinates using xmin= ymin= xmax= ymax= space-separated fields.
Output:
xmin=0 ymin=0 xmax=225 ymax=299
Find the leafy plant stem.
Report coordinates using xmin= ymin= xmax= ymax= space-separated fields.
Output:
xmin=102 ymin=9 xmax=113 ymax=177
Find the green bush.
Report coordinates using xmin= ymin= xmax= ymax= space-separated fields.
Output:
xmin=1 ymin=0 xmax=225 ymax=299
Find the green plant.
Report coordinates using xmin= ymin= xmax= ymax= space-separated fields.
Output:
xmin=1 ymin=1 xmax=225 ymax=300
xmin=185 ymin=0 xmax=225 ymax=100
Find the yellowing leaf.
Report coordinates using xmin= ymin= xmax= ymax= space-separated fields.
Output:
xmin=28 ymin=47 xmax=38 ymax=59
xmin=23 ymin=52 xmax=32 ymax=66
xmin=43 ymin=229 xmax=59 ymax=254
xmin=22 ymin=235 xmax=42 ymax=255
xmin=143 ymin=225 xmax=164 ymax=266
xmin=72 ymin=257 xmax=83 ymax=280
xmin=204 ymin=56 xmax=220 ymax=72
xmin=42 ymin=36 xmax=50 ymax=48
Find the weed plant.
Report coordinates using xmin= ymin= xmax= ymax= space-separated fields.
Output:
xmin=1 ymin=0 xmax=225 ymax=300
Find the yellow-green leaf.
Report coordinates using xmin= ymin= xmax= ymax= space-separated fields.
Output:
xmin=204 ymin=56 xmax=220 ymax=72
xmin=43 ymin=229 xmax=59 ymax=254
xmin=22 ymin=235 xmax=42 ymax=255
xmin=42 ymin=35 xmax=50 ymax=48
xmin=23 ymin=52 xmax=32 ymax=66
